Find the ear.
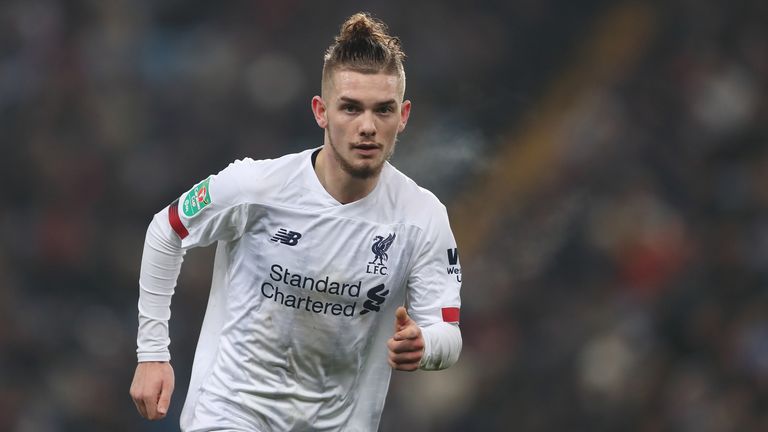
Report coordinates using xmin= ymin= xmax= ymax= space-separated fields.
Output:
xmin=398 ymin=100 xmax=412 ymax=133
xmin=312 ymin=96 xmax=328 ymax=129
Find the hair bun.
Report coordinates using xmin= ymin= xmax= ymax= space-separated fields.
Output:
xmin=322 ymin=12 xmax=405 ymax=83
xmin=337 ymin=12 xmax=386 ymax=43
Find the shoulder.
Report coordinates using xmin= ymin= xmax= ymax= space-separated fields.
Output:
xmin=210 ymin=149 xmax=312 ymax=205
xmin=221 ymin=149 xmax=308 ymax=179
xmin=382 ymin=163 xmax=448 ymax=226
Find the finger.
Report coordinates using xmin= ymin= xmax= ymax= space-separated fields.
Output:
xmin=157 ymin=375 xmax=174 ymax=417
xmin=395 ymin=306 xmax=409 ymax=329
xmin=388 ymin=338 xmax=424 ymax=354
xmin=132 ymin=394 xmax=148 ymax=419
xmin=143 ymin=383 xmax=161 ymax=420
xmin=389 ymin=357 xmax=420 ymax=371
xmin=389 ymin=350 xmax=423 ymax=364
xmin=397 ymin=362 xmax=420 ymax=371
xmin=394 ymin=324 xmax=420 ymax=341
xmin=130 ymin=383 xmax=148 ymax=419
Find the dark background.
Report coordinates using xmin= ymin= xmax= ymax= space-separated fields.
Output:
xmin=1 ymin=0 xmax=767 ymax=431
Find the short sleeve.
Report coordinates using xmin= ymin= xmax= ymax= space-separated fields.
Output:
xmin=167 ymin=160 xmax=251 ymax=249
xmin=406 ymin=203 xmax=462 ymax=327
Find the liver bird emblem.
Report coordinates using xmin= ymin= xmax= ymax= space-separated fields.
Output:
xmin=369 ymin=233 xmax=396 ymax=266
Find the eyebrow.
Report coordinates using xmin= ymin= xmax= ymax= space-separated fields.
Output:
xmin=338 ymin=96 xmax=397 ymax=106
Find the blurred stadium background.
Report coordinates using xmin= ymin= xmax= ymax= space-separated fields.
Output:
xmin=1 ymin=0 xmax=767 ymax=431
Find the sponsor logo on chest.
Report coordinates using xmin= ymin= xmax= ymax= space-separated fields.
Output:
xmin=253 ymin=228 xmax=402 ymax=318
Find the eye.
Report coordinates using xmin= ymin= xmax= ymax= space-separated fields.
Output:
xmin=341 ymin=104 xmax=360 ymax=114
xmin=376 ymin=105 xmax=394 ymax=114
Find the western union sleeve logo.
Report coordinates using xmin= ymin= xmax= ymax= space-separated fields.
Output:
xmin=182 ymin=177 xmax=212 ymax=217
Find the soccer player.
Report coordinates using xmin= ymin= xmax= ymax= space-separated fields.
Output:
xmin=130 ymin=12 xmax=463 ymax=431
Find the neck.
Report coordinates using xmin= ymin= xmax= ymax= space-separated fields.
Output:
xmin=314 ymin=146 xmax=381 ymax=204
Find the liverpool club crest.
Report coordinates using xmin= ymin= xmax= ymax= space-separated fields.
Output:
xmin=367 ymin=233 xmax=395 ymax=275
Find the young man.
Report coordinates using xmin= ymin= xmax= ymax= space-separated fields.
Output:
xmin=130 ymin=12 xmax=463 ymax=431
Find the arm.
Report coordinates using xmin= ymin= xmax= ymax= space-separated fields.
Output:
xmin=136 ymin=207 xmax=185 ymax=362
xmin=129 ymin=161 xmax=252 ymax=420
xmin=386 ymin=308 xmax=462 ymax=371
xmin=388 ymin=200 xmax=463 ymax=371
xmin=419 ymin=320 xmax=462 ymax=370
xmin=130 ymin=207 xmax=184 ymax=420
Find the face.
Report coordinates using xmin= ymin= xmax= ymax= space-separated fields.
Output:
xmin=312 ymin=69 xmax=411 ymax=179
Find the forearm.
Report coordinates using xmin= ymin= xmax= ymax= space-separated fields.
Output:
xmin=137 ymin=208 xmax=185 ymax=362
xmin=419 ymin=321 xmax=462 ymax=370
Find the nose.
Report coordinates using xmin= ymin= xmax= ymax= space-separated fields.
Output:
xmin=358 ymin=111 xmax=377 ymax=138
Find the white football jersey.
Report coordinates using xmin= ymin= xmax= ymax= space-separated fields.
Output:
xmin=166 ymin=148 xmax=461 ymax=431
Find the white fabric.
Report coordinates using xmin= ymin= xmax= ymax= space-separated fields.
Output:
xmin=136 ymin=208 xmax=184 ymax=362
xmin=419 ymin=322 xmax=462 ymax=370
xmin=135 ymin=148 xmax=463 ymax=431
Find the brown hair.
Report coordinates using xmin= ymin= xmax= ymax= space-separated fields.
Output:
xmin=321 ymin=12 xmax=406 ymax=96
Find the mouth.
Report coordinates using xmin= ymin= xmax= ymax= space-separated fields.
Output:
xmin=352 ymin=143 xmax=382 ymax=156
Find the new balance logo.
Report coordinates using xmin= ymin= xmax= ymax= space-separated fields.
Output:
xmin=270 ymin=228 xmax=302 ymax=246
xmin=360 ymin=284 xmax=389 ymax=315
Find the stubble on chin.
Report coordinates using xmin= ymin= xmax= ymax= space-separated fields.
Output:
xmin=326 ymin=131 xmax=395 ymax=180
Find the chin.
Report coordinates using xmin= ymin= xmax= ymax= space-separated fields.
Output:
xmin=347 ymin=160 xmax=384 ymax=179
xmin=327 ymin=137 xmax=388 ymax=179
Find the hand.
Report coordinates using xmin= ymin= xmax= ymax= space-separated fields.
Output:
xmin=387 ymin=306 xmax=424 ymax=371
xmin=130 ymin=361 xmax=175 ymax=420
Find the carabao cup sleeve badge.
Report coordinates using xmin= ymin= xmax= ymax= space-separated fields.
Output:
xmin=182 ymin=177 xmax=212 ymax=217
